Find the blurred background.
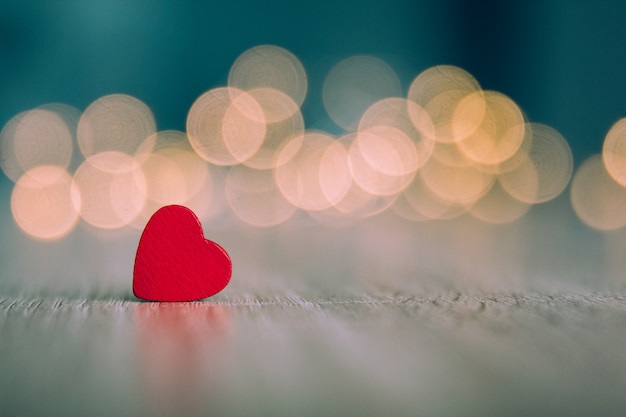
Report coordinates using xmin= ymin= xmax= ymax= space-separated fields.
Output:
xmin=2 ymin=0 xmax=625 ymax=165
xmin=3 ymin=3 xmax=626 ymax=416
xmin=1 ymin=0 xmax=626 ymax=296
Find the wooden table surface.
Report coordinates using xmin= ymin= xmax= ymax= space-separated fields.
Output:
xmin=2 ymin=196 xmax=626 ymax=416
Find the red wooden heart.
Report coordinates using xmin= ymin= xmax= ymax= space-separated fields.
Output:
xmin=133 ymin=205 xmax=232 ymax=302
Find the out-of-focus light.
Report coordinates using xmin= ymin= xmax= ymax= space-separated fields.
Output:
xmin=335 ymin=183 xmax=398 ymax=219
xmin=239 ymin=88 xmax=305 ymax=170
xmin=356 ymin=125 xmax=418 ymax=176
xmin=358 ymin=98 xmax=435 ymax=170
xmin=431 ymin=141 xmax=474 ymax=168
xmin=402 ymin=173 xmax=467 ymax=220
xmin=420 ymin=157 xmax=495 ymax=206
xmin=72 ymin=151 xmax=146 ymax=229
xmin=11 ymin=165 xmax=79 ymax=240
xmin=499 ymin=123 xmax=573 ymax=204
xmin=77 ymin=94 xmax=156 ymax=158
xmin=37 ymin=103 xmax=83 ymax=171
xmin=602 ymin=117 xmax=626 ymax=186
xmin=228 ymin=45 xmax=308 ymax=108
xmin=469 ymin=180 xmax=531 ymax=224
xmin=348 ymin=132 xmax=415 ymax=197
xmin=1 ymin=108 xmax=74 ymax=182
xmin=322 ymin=55 xmax=401 ymax=131
xmin=318 ymin=138 xmax=352 ymax=207
xmin=132 ymin=131 xmax=212 ymax=229
xmin=390 ymin=192 xmax=431 ymax=223
xmin=275 ymin=132 xmax=349 ymax=211
xmin=453 ymin=91 xmax=526 ymax=165
xmin=225 ymin=165 xmax=296 ymax=227
xmin=408 ymin=65 xmax=482 ymax=143
xmin=571 ymin=154 xmax=626 ymax=231
xmin=187 ymin=87 xmax=266 ymax=166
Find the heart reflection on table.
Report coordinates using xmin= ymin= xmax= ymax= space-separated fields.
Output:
xmin=133 ymin=302 xmax=232 ymax=416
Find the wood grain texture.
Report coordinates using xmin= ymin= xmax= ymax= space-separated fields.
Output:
xmin=2 ymin=293 xmax=626 ymax=417
xmin=2 ymin=198 xmax=626 ymax=416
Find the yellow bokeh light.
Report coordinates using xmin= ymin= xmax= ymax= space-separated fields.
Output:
xmin=408 ymin=65 xmax=482 ymax=143
xmin=11 ymin=165 xmax=80 ymax=240
xmin=499 ymin=123 xmax=572 ymax=204
xmin=228 ymin=45 xmax=308 ymax=107
xmin=322 ymin=55 xmax=402 ymax=131
xmin=77 ymin=94 xmax=156 ymax=158
xmin=453 ymin=91 xmax=526 ymax=165
xmin=602 ymin=117 xmax=626 ymax=187
xmin=1 ymin=108 xmax=74 ymax=182
xmin=186 ymin=87 xmax=266 ymax=166
xmin=571 ymin=154 xmax=626 ymax=231
xmin=225 ymin=165 xmax=296 ymax=227
xmin=420 ymin=157 xmax=495 ymax=206
xmin=408 ymin=65 xmax=482 ymax=108
xmin=72 ymin=151 xmax=146 ymax=230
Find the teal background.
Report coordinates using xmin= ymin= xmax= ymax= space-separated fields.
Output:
xmin=1 ymin=0 xmax=625 ymax=180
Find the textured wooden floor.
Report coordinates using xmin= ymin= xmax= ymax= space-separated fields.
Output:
xmin=2 ymin=197 xmax=626 ymax=416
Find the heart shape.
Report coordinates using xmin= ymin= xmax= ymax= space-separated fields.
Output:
xmin=133 ymin=205 xmax=232 ymax=302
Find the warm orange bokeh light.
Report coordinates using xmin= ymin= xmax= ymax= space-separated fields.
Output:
xmin=11 ymin=165 xmax=80 ymax=240
xmin=408 ymin=65 xmax=482 ymax=143
xmin=72 ymin=151 xmax=146 ymax=230
xmin=602 ymin=117 xmax=626 ymax=186
xmin=186 ymin=87 xmax=266 ymax=166
xmin=275 ymin=132 xmax=350 ymax=211
xmin=420 ymin=157 xmax=495 ymax=207
xmin=571 ymin=155 xmax=626 ymax=231
xmin=453 ymin=91 xmax=526 ymax=165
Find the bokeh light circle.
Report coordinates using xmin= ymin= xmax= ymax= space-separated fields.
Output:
xmin=11 ymin=165 xmax=80 ymax=240
xmin=228 ymin=45 xmax=308 ymax=107
xmin=72 ymin=151 xmax=146 ymax=229
xmin=358 ymin=97 xmax=436 ymax=170
xmin=453 ymin=91 xmax=526 ymax=165
xmin=77 ymin=94 xmax=156 ymax=158
xmin=499 ymin=123 xmax=573 ymax=204
xmin=408 ymin=65 xmax=482 ymax=143
xmin=571 ymin=154 xmax=626 ymax=231
xmin=186 ymin=87 xmax=266 ymax=166
xmin=602 ymin=117 xmax=626 ymax=187
xmin=323 ymin=55 xmax=401 ymax=131
xmin=1 ymin=109 xmax=74 ymax=182
xmin=275 ymin=132 xmax=351 ymax=211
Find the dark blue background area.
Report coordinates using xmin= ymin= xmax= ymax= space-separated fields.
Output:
xmin=1 ymin=0 xmax=625 ymax=176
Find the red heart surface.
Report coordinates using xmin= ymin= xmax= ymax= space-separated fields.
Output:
xmin=133 ymin=205 xmax=232 ymax=302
